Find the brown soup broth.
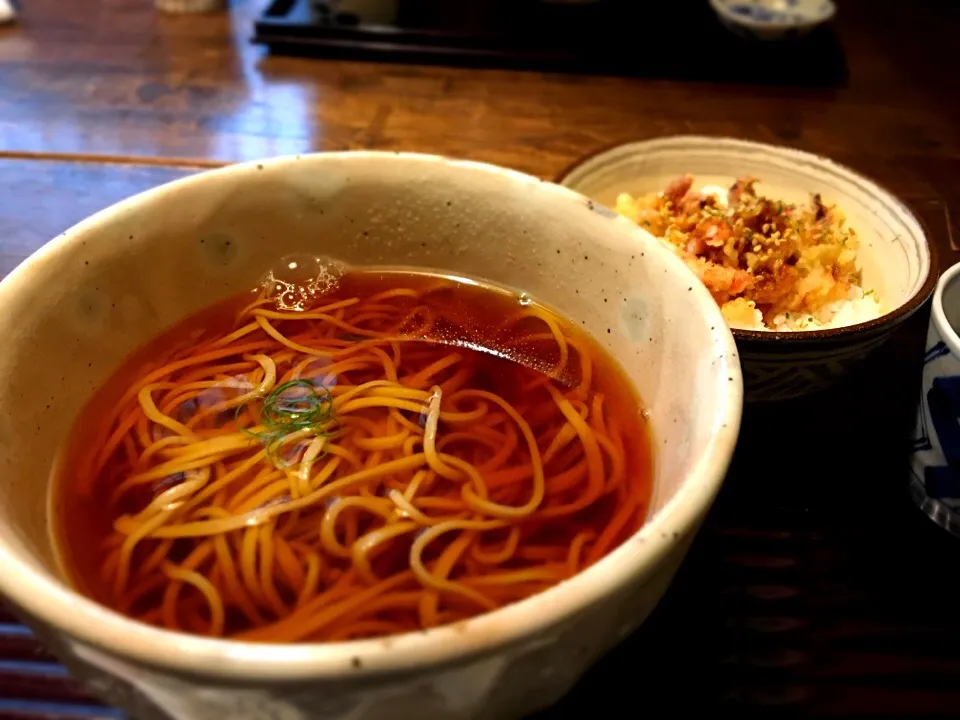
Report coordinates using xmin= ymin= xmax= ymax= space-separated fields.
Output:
xmin=52 ymin=269 xmax=654 ymax=642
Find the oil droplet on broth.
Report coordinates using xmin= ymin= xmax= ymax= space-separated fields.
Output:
xmin=518 ymin=293 xmax=532 ymax=306
xmin=260 ymin=254 xmax=348 ymax=312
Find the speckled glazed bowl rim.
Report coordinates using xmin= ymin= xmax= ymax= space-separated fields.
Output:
xmin=556 ymin=135 xmax=939 ymax=346
xmin=931 ymin=261 xmax=960 ymax=357
xmin=708 ymin=0 xmax=837 ymax=29
xmin=0 ymin=152 xmax=743 ymax=682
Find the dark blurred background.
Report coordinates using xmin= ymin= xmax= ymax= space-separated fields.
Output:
xmin=255 ymin=0 xmax=849 ymax=85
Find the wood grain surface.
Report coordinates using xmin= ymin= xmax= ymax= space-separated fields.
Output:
xmin=0 ymin=0 xmax=956 ymax=175
xmin=2 ymin=0 xmax=960 ymax=717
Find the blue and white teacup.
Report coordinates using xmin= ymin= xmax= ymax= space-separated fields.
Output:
xmin=911 ymin=262 xmax=960 ymax=535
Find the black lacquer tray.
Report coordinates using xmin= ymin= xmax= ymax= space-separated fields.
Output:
xmin=252 ymin=0 xmax=847 ymax=85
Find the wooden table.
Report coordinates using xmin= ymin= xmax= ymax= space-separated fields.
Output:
xmin=2 ymin=0 xmax=960 ymax=717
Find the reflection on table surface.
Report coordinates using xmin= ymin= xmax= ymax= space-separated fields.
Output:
xmin=2 ymin=0 xmax=960 ymax=716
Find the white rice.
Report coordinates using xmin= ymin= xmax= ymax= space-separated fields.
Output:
xmin=729 ymin=285 xmax=883 ymax=332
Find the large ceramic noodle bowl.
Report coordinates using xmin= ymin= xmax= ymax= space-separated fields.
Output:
xmin=0 ymin=153 xmax=741 ymax=720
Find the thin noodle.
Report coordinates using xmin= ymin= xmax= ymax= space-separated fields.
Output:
xmin=57 ymin=273 xmax=651 ymax=642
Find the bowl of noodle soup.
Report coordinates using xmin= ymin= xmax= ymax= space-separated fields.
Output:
xmin=0 ymin=152 xmax=741 ymax=720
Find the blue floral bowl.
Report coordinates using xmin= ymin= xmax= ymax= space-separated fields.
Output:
xmin=709 ymin=0 xmax=836 ymax=41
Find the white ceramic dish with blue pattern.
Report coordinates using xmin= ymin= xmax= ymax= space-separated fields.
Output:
xmin=911 ymin=262 xmax=960 ymax=536
xmin=558 ymin=136 xmax=937 ymax=403
xmin=709 ymin=0 xmax=836 ymax=41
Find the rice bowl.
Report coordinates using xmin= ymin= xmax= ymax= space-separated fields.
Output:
xmin=559 ymin=136 xmax=937 ymax=401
